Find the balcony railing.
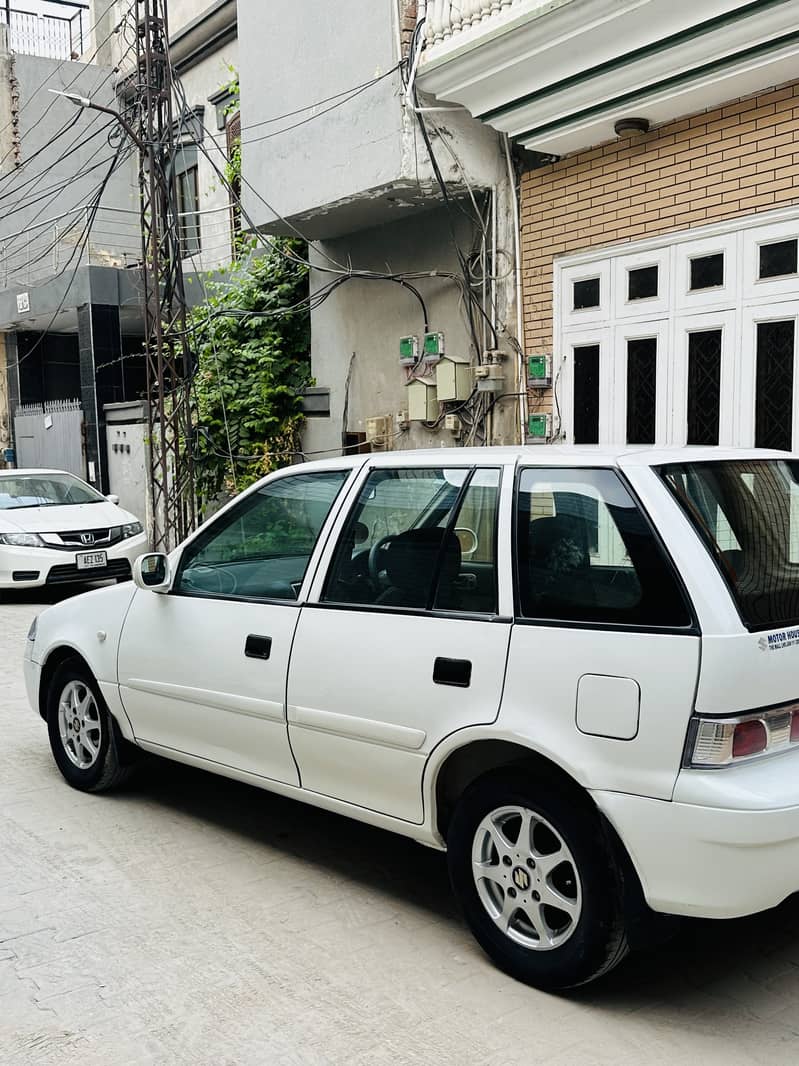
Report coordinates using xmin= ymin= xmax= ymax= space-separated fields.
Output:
xmin=420 ymin=0 xmax=525 ymax=46
xmin=0 ymin=1 xmax=88 ymax=61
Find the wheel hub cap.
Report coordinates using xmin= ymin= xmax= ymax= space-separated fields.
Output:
xmin=57 ymin=680 xmax=102 ymax=771
xmin=471 ymin=804 xmax=582 ymax=951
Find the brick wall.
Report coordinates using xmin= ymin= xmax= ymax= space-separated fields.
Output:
xmin=400 ymin=0 xmax=418 ymax=56
xmin=520 ymin=81 xmax=799 ymax=383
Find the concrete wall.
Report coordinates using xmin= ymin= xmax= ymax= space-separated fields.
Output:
xmin=0 ymin=52 xmax=138 ymax=289
xmin=239 ymin=0 xmax=404 ymax=235
xmin=304 ymin=203 xmax=520 ymax=457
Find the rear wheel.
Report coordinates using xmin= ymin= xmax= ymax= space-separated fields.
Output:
xmin=447 ymin=771 xmax=628 ymax=991
xmin=46 ymin=659 xmax=133 ymax=792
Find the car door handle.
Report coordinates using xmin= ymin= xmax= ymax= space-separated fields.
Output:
xmin=433 ymin=657 xmax=472 ymax=688
xmin=245 ymin=634 xmax=272 ymax=660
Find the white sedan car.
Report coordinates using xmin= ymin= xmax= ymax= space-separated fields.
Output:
xmin=0 ymin=469 xmax=147 ymax=592
xmin=22 ymin=447 xmax=799 ymax=989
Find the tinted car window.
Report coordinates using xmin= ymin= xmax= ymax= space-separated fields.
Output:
xmin=323 ymin=467 xmax=501 ymax=614
xmin=661 ymin=459 xmax=799 ymax=630
xmin=516 ymin=468 xmax=691 ymax=627
xmin=175 ymin=471 xmax=348 ymax=601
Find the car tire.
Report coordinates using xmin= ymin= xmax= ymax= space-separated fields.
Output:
xmin=46 ymin=659 xmax=134 ymax=793
xmin=447 ymin=769 xmax=628 ymax=991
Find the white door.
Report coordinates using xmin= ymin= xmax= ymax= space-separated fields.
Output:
xmin=503 ymin=466 xmax=700 ymax=800
xmin=287 ymin=462 xmax=514 ymax=823
xmin=118 ymin=468 xmax=351 ymax=783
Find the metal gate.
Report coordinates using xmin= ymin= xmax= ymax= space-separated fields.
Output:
xmin=13 ymin=400 xmax=85 ymax=478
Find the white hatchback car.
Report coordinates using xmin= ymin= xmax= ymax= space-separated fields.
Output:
xmin=23 ymin=447 xmax=799 ymax=989
xmin=0 ymin=469 xmax=147 ymax=593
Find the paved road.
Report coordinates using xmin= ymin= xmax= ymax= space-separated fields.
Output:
xmin=2 ymin=592 xmax=799 ymax=1065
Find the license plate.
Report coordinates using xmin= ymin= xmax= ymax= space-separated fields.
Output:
xmin=76 ymin=551 xmax=107 ymax=570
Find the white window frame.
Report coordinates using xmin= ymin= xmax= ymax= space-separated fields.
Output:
xmin=554 ymin=203 xmax=799 ymax=448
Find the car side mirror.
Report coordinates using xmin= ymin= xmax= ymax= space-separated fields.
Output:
xmin=133 ymin=552 xmax=172 ymax=593
xmin=106 ymin=494 xmax=120 ymax=505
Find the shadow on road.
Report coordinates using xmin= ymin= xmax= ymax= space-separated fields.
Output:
xmin=117 ymin=753 xmax=799 ymax=1000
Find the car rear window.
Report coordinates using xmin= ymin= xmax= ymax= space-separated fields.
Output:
xmin=660 ymin=459 xmax=799 ymax=631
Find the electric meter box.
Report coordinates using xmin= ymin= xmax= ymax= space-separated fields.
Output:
xmin=527 ymin=413 xmax=551 ymax=440
xmin=399 ymin=336 xmax=418 ymax=365
xmin=407 ymin=380 xmax=438 ymax=421
xmin=436 ymin=357 xmax=471 ymax=402
xmin=528 ymin=354 xmax=551 ymax=387
xmin=422 ymin=331 xmax=445 ymax=362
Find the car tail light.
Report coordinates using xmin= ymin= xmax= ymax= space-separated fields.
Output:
xmin=687 ymin=703 xmax=799 ymax=767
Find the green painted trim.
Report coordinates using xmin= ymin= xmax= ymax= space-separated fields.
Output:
xmin=479 ymin=0 xmax=789 ymax=123
xmin=511 ymin=26 xmax=799 ymax=144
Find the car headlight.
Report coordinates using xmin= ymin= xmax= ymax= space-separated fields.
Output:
xmin=27 ymin=616 xmax=38 ymax=642
xmin=0 ymin=532 xmax=45 ymax=547
xmin=121 ymin=522 xmax=144 ymax=539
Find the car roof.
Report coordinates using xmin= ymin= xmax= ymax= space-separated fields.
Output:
xmin=0 ymin=468 xmax=80 ymax=477
xmin=293 ymin=445 xmax=796 ymax=474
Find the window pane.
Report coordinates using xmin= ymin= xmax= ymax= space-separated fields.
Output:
xmin=628 ymin=265 xmax=658 ymax=300
xmin=755 ymin=320 xmax=794 ymax=451
xmin=573 ymin=345 xmax=599 ymax=445
xmin=687 ymin=330 xmax=721 ymax=445
xmin=176 ymin=471 xmax=348 ymax=600
xmin=178 ymin=165 xmax=201 ymax=256
xmin=661 ymin=460 xmax=799 ymax=630
xmin=759 ymin=239 xmax=797 ymax=279
xmin=516 ymin=468 xmax=691 ymax=627
xmin=690 ymin=253 xmax=724 ymax=290
xmin=322 ymin=468 xmax=469 ymax=609
xmin=435 ymin=468 xmax=500 ymax=614
xmin=626 ymin=337 xmax=657 ymax=445
xmin=573 ymin=277 xmax=600 ymax=310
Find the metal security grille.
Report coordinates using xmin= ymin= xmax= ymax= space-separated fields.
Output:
xmin=573 ymin=344 xmax=600 ymax=444
xmin=626 ymin=337 xmax=657 ymax=444
xmin=755 ymin=320 xmax=795 ymax=451
xmin=687 ymin=330 xmax=722 ymax=445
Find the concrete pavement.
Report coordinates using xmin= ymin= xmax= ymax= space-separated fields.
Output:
xmin=2 ymin=591 xmax=799 ymax=1064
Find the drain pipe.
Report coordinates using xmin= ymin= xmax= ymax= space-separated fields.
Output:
xmin=504 ymin=134 xmax=526 ymax=444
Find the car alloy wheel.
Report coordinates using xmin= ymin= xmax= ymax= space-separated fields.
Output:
xmin=471 ymin=804 xmax=582 ymax=951
xmin=57 ymin=679 xmax=103 ymax=770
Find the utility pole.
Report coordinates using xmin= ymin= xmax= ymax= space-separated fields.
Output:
xmin=134 ymin=0 xmax=195 ymax=551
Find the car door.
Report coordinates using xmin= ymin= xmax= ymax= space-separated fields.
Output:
xmin=501 ymin=465 xmax=701 ymax=801
xmin=286 ymin=459 xmax=515 ymax=824
xmin=117 ymin=467 xmax=351 ymax=783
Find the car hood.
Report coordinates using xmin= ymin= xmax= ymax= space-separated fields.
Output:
xmin=0 ymin=501 xmax=138 ymax=534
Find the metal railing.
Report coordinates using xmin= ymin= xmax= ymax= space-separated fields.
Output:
xmin=0 ymin=1 xmax=88 ymax=60
xmin=419 ymin=0 xmax=525 ymax=46
xmin=0 ymin=204 xmax=141 ymax=289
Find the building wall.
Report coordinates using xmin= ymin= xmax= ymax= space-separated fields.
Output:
xmin=304 ymin=204 xmax=520 ymax=458
xmin=176 ymin=38 xmax=238 ymax=272
xmin=0 ymin=53 xmax=138 ymax=285
xmin=520 ymin=80 xmax=799 ymax=380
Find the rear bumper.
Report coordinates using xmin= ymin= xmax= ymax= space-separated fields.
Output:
xmin=0 ymin=534 xmax=146 ymax=589
xmin=595 ymin=784 xmax=799 ymax=918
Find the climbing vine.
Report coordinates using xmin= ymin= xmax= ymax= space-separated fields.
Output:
xmin=188 ymin=238 xmax=311 ymax=505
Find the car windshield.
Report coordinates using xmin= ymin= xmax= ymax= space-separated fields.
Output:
xmin=660 ymin=459 xmax=799 ymax=630
xmin=0 ymin=473 xmax=105 ymax=510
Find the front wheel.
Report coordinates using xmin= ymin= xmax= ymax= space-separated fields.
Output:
xmin=447 ymin=771 xmax=628 ymax=991
xmin=46 ymin=660 xmax=133 ymax=792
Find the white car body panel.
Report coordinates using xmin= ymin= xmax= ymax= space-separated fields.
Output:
xmin=23 ymin=446 xmax=799 ymax=920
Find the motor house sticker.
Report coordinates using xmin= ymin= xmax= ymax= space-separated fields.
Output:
xmin=759 ymin=628 xmax=799 ymax=652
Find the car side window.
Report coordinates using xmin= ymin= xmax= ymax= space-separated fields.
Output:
xmin=516 ymin=467 xmax=691 ymax=627
xmin=323 ymin=467 xmax=501 ymax=614
xmin=175 ymin=470 xmax=348 ymax=601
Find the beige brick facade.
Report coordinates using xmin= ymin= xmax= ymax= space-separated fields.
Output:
xmin=520 ymin=80 xmax=799 ymax=416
